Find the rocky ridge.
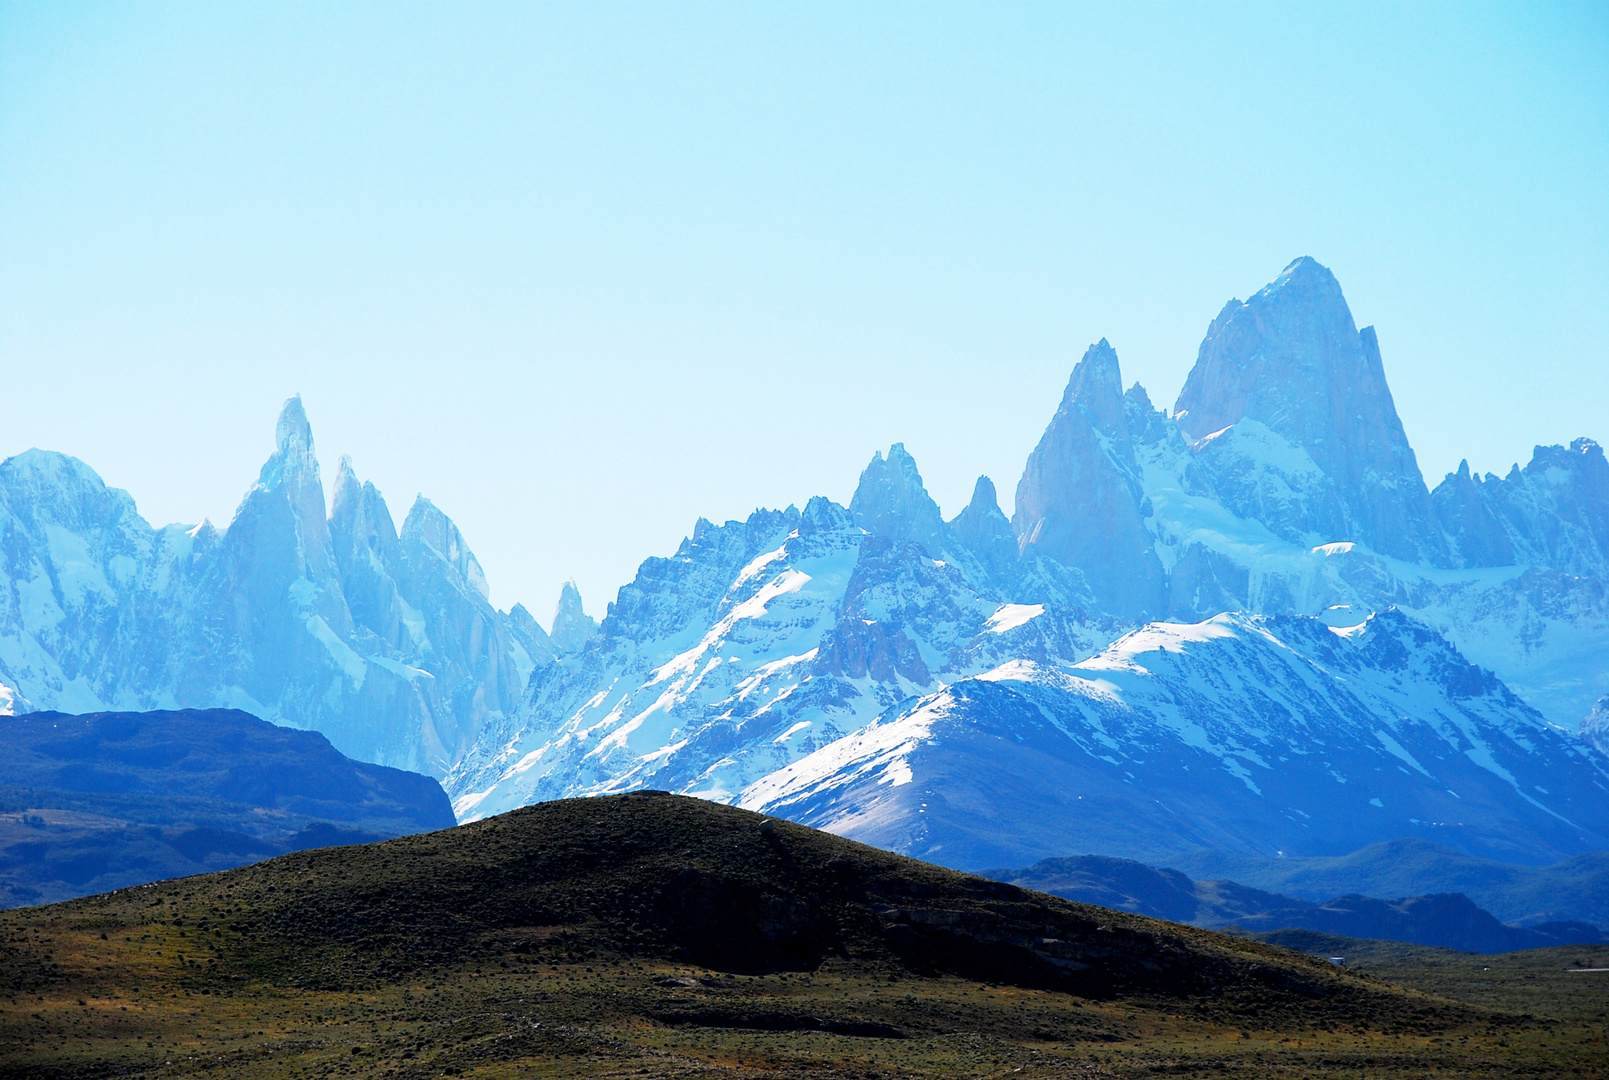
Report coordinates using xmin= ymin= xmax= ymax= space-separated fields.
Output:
xmin=448 ymin=256 xmax=1609 ymax=868
xmin=0 ymin=398 xmax=543 ymax=776
xmin=1 ymin=256 xmax=1604 ymax=877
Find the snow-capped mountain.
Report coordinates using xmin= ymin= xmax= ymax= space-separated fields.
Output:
xmin=447 ymin=463 xmax=1124 ymax=821
xmin=2 ymin=255 xmax=1603 ymax=875
xmin=449 ymin=255 xmax=1608 ymax=868
xmin=738 ymin=608 xmax=1609 ymax=870
xmin=0 ymin=398 xmax=544 ymax=776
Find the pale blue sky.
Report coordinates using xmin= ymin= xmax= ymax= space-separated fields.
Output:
xmin=2 ymin=2 xmax=1605 ymax=621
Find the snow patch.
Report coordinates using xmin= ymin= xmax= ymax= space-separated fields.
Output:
xmin=984 ymin=603 xmax=1045 ymax=634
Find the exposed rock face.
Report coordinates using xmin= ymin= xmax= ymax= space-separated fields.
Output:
xmin=1428 ymin=460 xmax=1517 ymax=568
xmin=1432 ymin=438 xmax=1609 ymax=575
xmin=1174 ymin=257 xmax=1444 ymax=564
xmin=1013 ymin=340 xmax=1168 ymax=620
xmin=946 ymin=476 xmax=1019 ymax=587
xmin=550 ymin=580 xmax=598 ymax=655
xmin=849 ymin=443 xmax=948 ymax=557
xmin=1585 ymin=695 xmax=1609 ymax=755
xmin=0 ymin=398 xmax=546 ymax=777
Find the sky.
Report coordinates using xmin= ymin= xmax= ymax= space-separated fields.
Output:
xmin=2 ymin=2 xmax=1605 ymax=623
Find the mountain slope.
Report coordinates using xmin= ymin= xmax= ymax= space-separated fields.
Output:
xmin=986 ymin=854 xmax=1603 ymax=952
xmin=0 ymin=708 xmax=453 ymax=906
xmin=740 ymin=609 xmax=1609 ymax=869
xmin=1170 ymin=838 xmax=1609 ymax=929
xmin=448 ymin=472 xmax=1121 ymax=822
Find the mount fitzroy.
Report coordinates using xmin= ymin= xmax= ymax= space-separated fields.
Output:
xmin=3 ymin=257 xmax=1606 ymax=871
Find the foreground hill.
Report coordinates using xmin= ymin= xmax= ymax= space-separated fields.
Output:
xmin=0 ymin=709 xmax=454 ymax=907
xmin=1 ymin=794 xmax=1598 ymax=1078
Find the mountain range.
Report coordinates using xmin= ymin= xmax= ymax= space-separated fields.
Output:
xmin=3 ymin=256 xmax=1605 ymax=879
xmin=0 ymin=401 xmax=549 ymax=776
xmin=985 ymin=853 xmax=1602 ymax=953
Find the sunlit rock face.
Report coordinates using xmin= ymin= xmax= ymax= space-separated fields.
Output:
xmin=1174 ymin=257 xmax=1445 ymax=565
xmin=1012 ymin=339 xmax=1169 ymax=621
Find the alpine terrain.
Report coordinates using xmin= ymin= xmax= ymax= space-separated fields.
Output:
xmin=3 ymin=257 xmax=1606 ymax=875
xmin=445 ymin=257 xmax=1609 ymax=870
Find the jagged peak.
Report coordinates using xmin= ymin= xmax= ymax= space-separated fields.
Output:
xmin=964 ymin=475 xmax=1000 ymax=516
xmin=403 ymin=493 xmax=443 ymax=530
xmin=948 ymin=474 xmax=1017 ymax=577
xmin=276 ymin=394 xmax=314 ymax=459
xmin=329 ymin=455 xmax=399 ymax=556
xmin=402 ymin=495 xmax=489 ymax=601
xmin=256 ymin=395 xmax=323 ymax=496
xmin=551 ymin=578 xmax=598 ymax=654
xmin=1061 ymin=340 xmax=1128 ymax=441
xmin=1264 ymin=254 xmax=1341 ymax=297
xmin=332 ymin=454 xmax=362 ymax=504
xmin=849 ymin=443 xmax=945 ymax=553
xmin=799 ymin=495 xmax=853 ymax=535
xmin=852 ymin=443 xmax=927 ymax=494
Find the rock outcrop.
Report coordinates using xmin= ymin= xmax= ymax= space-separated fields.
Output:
xmin=0 ymin=398 xmax=547 ymax=777
xmin=1174 ymin=257 xmax=1445 ymax=564
xmin=1012 ymin=340 xmax=1168 ymax=620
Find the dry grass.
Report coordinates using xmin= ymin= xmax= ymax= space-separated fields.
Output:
xmin=1 ymin=795 xmax=1603 ymax=1078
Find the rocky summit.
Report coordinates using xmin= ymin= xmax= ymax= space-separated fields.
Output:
xmin=0 ymin=397 xmax=543 ymax=777
xmin=2 ymin=257 xmax=1606 ymax=878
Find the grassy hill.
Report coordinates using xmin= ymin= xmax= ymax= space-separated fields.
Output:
xmin=1 ymin=793 xmax=1603 ymax=1078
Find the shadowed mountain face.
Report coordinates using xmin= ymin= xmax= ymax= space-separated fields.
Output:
xmin=0 ymin=708 xmax=453 ymax=907
xmin=987 ymin=854 xmax=1604 ymax=954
